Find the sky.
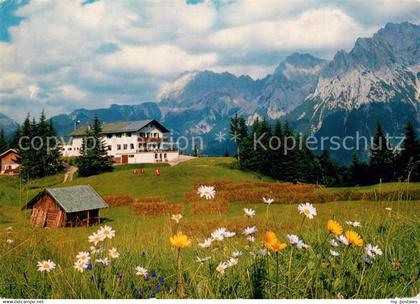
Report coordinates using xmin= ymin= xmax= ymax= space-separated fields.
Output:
xmin=0 ymin=0 xmax=419 ymax=122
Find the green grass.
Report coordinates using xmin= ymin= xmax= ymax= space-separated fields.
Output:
xmin=0 ymin=157 xmax=419 ymax=299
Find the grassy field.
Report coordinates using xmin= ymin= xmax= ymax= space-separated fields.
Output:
xmin=0 ymin=157 xmax=419 ymax=299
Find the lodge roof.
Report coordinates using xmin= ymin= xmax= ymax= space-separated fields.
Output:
xmin=68 ymin=119 xmax=170 ymax=137
xmin=23 ymin=185 xmax=109 ymax=213
xmin=0 ymin=149 xmax=17 ymax=159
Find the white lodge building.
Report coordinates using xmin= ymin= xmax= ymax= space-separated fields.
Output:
xmin=62 ymin=120 xmax=179 ymax=164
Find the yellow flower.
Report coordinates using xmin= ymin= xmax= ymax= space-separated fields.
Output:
xmin=345 ymin=230 xmax=363 ymax=247
xmin=170 ymin=232 xmax=191 ymax=249
xmin=263 ymin=231 xmax=278 ymax=248
xmin=269 ymin=241 xmax=288 ymax=253
xmin=327 ymin=220 xmax=343 ymax=236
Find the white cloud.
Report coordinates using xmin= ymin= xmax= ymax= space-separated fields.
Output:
xmin=209 ymin=7 xmax=376 ymax=51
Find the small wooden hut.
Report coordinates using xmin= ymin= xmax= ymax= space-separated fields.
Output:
xmin=23 ymin=185 xmax=109 ymax=228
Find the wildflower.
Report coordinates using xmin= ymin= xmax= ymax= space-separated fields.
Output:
xmin=246 ymin=236 xmax=255 ymax=242
xmin=385 ymin=207 xmax=392 ymax=211
xmin=170 ymin=232 xmax=191 ymax=249
xmin=232 ymin=251 xmax=243 ymax=258
xmin=6 ymin=226 xmax=12 ymax=231
xmin=171 ymin=214 xmax=183 ymax=224
xmin=98 ymin=225 xmax=115 ymax=239
xmin=263 ymin=231 xmax=278 ymax=248
xmin=76 ymin=251 xmax=90 ymax=263
xmin=198 ymin=238 xmax=212 ymax=248
xmin=345 ymin=221 xmax=361 ymax=227
xmin=96 ymin=258 xmax=109 ymax=266
xmin=330 ymin=250 xmax=340 ymax=257
xmin=195 ymin=256 xmax=211 ymax=263
xmin=298 ymin=202 xmax=317 ymax=219
xmin=365 ymin=244 xmax=383 ymax=259
xmin=88 ymin=232 xmax=105 ymax=246
xmin=345 ymin=230 xmax=363 ymax=247
xmin=37 ymin=260 xmax=56 ymax=273
xmin=330 ymin=239 xmax=339 ymax=247
xmin=295 ymin=240 xmax=309 ymax=250
xmin=197 ymin=185 xmax=216 ymax=200
xmin=74 ymin=260 xmax=88 ymax=273
xmin=270 ymin=241 xmax=288 ymax=252
xmin=243 ymin=226 xmax=257 ymax=236
xmin=211 ymin=227 xmax=227 ymax=241
xmin=287 ymin=234 xmax=300 ymax=244
xmin=223 ymin=231 xmax=236 ymax=238
xmin=337 ymin=234 xmax=349 ymax=245
xmin=258 ymin=248 xmax=269 ymax=256
xmin=90 ymin=246 xmax=103 ymax=254
xmin=136 ymin=266 xmax=148 ymax=277
xmin=263 ymin=197 xmax=274 ymax=205
xmin=362 ymin=256 xmax=373 ymax=265
xmin=227 ymin=258 xmax=238 ymax=267
xmin=243 ymin=208 xmax=256 ymax=217
xmin=109 ymin=247 xmax=120 ymax=259
xmin=327 ymin=220 xmax=343 ymax=235
xmin=216 ymin=262 xmax=228 ymax=274
xmin=6 ymin=239 xmax=13 ymax=244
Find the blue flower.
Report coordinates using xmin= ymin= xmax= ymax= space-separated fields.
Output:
xmin=151 ymin=270 xmax=157 ymax=278
xmin=362 ymin=256 xmax=373 ymax=265
xmin=159 ymin=276 xmax=164 ymax=284
xmin=87 ymin=263 xmax=93 ymax=271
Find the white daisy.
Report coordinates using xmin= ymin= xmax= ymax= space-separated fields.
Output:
xmin=197 ymin=185 xmax=216 ymax=200
xmin=198 ymin=238 xmax=213 ymax=248
xmin=385 ymin=207 xmax=392 ymax=211
xmin=6 ymin=226 xmax=13 ymax=231
xmin=296 ymin=240 xmax=310 ymax=250
xmin=216 ymin=262 xmax=228 ymax=274
xmin=211 ymin=227 xmax=227 ymax=241
xmin=345 ymin=221 xmax=361 ymax=227
xmin=171 ymin=214 xmax=183 ymax=224
xmin=337 ymin=234 xmax=349 ymax=246
xmin=243 ymin=226 xmax=258 ymax=236
xmin=88 ymin=232 xmax=105 ymax=246
xmin=243 ymin=208 xmax=256 ymax=218
xmin=74 ymin=260 xmax=88 ymax=273
xmin=246 ymin=235 xmax=256 ymax=242
xmin=6 ymin=239 xmax=13 ymax=244
xmin=298 ymin=202 xmax=317 ymax=219
xmin=223 ymin=231 xmax=236 ymax=238
xmin=227 ymin=258 xmax=238 ymax=267
xmin=330 ymin=239 xmax=339 ymax=247
xmin=258 ymin=248 xmax=268 ymax=256
xmin=90 ymin=246 xmax=104 ymax=254
xmin=232 ymin=251 xmax=243 ymax=258
xmin=76 ymin=251 xmax=90 ymax=263
xmin=108 ymin=247 xmax=120 ymax=259
xmin=287 ymin=234 xmax=300 ymax=244
xmin=135 ymin=266 xmax=148 ymax=277
xmin=330 ymin=250 xmax=340 ymax=257
xmin=365 ymin=244 xmax=383 ymax=258
xmin=263 ymin=197 xmax=274 ymax=205
xmin=98 ymin=225 xmax=115 ymax=239
xmin=195 ymin=256 xmax=211 ymax=263
xmin=95 ymin=257 xmax=109 ymax=266
xmin=37 ymin=260 xmax=56 ymax=272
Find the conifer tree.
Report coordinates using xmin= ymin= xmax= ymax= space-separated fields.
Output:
xmin=0 ymin=129 xmax=8 ymax=154
xmin=77 ymin=115 xmax=113 ymax=177
xmin=369 ymin=122 xmax=395 ymax=183
xmin=270 ymin=120 xmax=284 ymax=179
xmin=397 ymin=121 xmax=420 ymax=181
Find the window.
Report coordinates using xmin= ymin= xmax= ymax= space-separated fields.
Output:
xmin=164 ymin=153 xmax=167 ymax=158
xmin=126 ymin=132 xmax=132 ymax=137
xmin=130 ymin=144 xmax=134 ymax=149
xmin=155 ymin=153 xmax=158 ymax=159
xmin=116 ymin=133 xmax=122 ymax=138
xmin=107 ymin=134 xmax=112 ymax=139
xmin=108 ymin=145 xmax=112 ymax=151
xmin=117 ymin=144 xmax=121 ymax=150
xmin=129 ymin=155 xmax=134 ymax=158
xmin=123 ymin=144 xmax=128 ymax=150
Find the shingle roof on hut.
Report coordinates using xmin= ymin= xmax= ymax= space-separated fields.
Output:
xmin=23 ymin=185 xmax=108 ymax=213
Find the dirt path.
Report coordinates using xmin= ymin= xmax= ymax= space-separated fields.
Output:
xmin=168 ymin=155 xmax=196 ymax=166
xmin=63 ymin=165 xmax=78 ymax=183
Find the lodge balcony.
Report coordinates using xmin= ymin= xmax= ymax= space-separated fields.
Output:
xmin=137 ymin=136 xmax=169 ymax=143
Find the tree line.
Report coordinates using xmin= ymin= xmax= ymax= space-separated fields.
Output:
xmin=0 ymin=114 xmax=112 ymax=180
xmin=230 ymin=114 xmax=420 ymax=186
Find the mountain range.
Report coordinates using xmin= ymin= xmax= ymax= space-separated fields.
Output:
xmin=1 ymin=22 xmax=419 ymax=164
